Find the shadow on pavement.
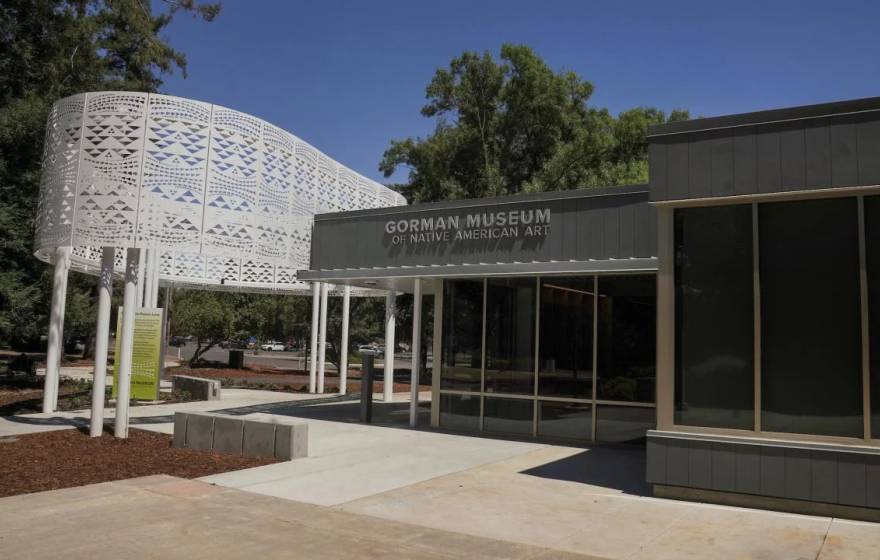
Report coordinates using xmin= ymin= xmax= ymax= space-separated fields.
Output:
xmin=519 ymin=445 xmax=649 ymax=496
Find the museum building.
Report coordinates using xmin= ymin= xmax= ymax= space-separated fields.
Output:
xmin=300 ymin=97 xmax=880 ymax=517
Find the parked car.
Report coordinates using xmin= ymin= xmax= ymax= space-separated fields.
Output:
xmin=357 ymin=344 xmax=383 ymax=357
xmin=169 ymin=335 xmax=186 ymax=347
xmin=260 ymin=341 xmax=285 ymax=351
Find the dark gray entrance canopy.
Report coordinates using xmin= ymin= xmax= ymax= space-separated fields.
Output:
xmin=298 ymin=184 xmax=658 ymax=292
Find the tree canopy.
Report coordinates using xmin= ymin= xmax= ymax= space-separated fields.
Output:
xmin=380 ymin=44 xmax=688 ymax=203
xmin=0 ymin=0 xmax=219 ymax=350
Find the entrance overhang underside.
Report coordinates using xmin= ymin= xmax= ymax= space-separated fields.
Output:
xmin=297 ymin=257 xmax=659 ymax=294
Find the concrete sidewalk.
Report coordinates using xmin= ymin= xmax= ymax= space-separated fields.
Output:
xmin=0 ymin=475 xmax=594 ymax=560
xmin=3 ymin=392 xmax=880 ymax=558
xmin=0 ymin=388 xmax=313 ymax=437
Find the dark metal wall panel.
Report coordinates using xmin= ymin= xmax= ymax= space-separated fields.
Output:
xmin=784 ymin=448 xmax=812 ymax=501
xmin=756 ymin=128 xmax=782 ymax=194
xmin=647 ymin=434 xmax=880 ymax=510
xmin=805 ymin=119 xmax=831 ymax=189
xmin=711 ymin=133 xmax=735 ymax=197
xmin=688 ymin=440 xmax=713 ymax=489
xmin=779 ymin=124 xmax=806 ymax=191
xmin=309 ymin=189 xmax=657 ymax=271
xmin=733 ymin=127 xmax=757 ymax=195
xmin=838 ymin=455 xmax=867 ymax=507
xmin=760 ymin=446 xmax=787 ymax=498
xmin=646 ymin=438 xmax=667 ymax=484
xmin=603 ymin=203 xmax=620 ymax=259
xmin=734 ymin=444 xmax=762 ymax=495
xmin=634 ymin=201 xmax=656 ymax=257
xmin=666 ymin=439 xmax=690 ymax=487
xmin=812 ymin=450 xmax=839 ymax=504
xmin=711 ymin=443 xmax=736 ymax=492
xmin=868 ymin=455 xmax=880 ymax=508
xmin=649 ymin=111 xmax=880 ymax=201
xmin=667 ymin=141 xmax=690 ymax=200
xmin=618 ymin=204 xmax=635 ymax=258
xmin=857 ymin=118 xmax=880 ymax=186
xmin=688 ymin=135 xmax=712 ymax=199
xmin=649 ymin=141 xmax=668 ymax=200
xmin=831 ymin=116 xmax=859 ymax=187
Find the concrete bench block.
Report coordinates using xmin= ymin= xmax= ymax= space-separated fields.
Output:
xmin=172 ymin=412 xmax=188 ymax=448
xmin=172 ymin=375 xmax=222 ymax=401
xmin=185 ymin=413 xmax=215 ymax=451
xmin=212 ymin=416 xmax=244 ymax=455
xmin=242 ymin=420 xmax=276 ymax=458
xmin=275 ymin=423 xmax=308 ymax=460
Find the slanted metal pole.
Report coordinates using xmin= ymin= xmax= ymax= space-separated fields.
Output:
xmin=43 ymin=246 xmax=71 ymax=413
xmin=309 ymin=282 xmax=320 ymax=393
xmin=409 ymin=279 xmax=422 ymax=428
xmin=89 ymin=247 xmax=114 ymax=437
xmin=339 ymin=285 xmax=351 ymax=396
xmin=317 ymin=283 xmax=329 ymax=394
xmin=115 ymin=248 xmax=140 ymax=438
xmin=384 ymin=291 xmax=396 ymax=402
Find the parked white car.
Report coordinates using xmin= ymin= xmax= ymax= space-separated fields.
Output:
xmin=260 ymin=341 xmax=285 ymax=351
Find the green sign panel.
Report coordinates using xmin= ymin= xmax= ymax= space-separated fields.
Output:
xmin=113 ymin=307 xmax=163 ymax=401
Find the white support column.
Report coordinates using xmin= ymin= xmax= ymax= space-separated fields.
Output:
xmin=43 ymin=246 xmax=71 ymax=413
xmin=384 ymin=291 xmax=396 ymax=402
xmin=409 ymin=279 xmax=422 ymax=428
xmin=136 ymin=247 xmax=146 ymax=307
xmin=150 ymin=252 xmax=161 ymax=307
xmin=143 ymin=249 xmax=154 ymax=308
xmin=115 ymin=248 xmax=140 ymax=439
xmin=339 ymin=285 xmax=351 ymax=396
xmin=309 ymin=282 xmax=320 ymax=393
xmin=317 ymin=283 xmax=329 ymax=394
xmin=89 ymin=247 xmax=114 ymax=437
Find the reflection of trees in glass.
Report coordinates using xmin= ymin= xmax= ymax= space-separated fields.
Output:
xmin=597 ymin=276 xmax=656 ymax=403
xmin=441 ymin=280 xmax=483 ymax=390
xmin=485 ymin=278 xmax=535 ymax=394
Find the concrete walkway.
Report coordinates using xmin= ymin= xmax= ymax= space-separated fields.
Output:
xmin=0 ymin=388 xmax=310 ymax=437
xmin=0 ymin=475 xmax=595 ymax=560
xmin=3 ymin=390 xmax=879 ymax=558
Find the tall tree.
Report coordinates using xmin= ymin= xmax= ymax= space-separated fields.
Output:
xmin=380 ymin=44 xmax=688 ymax=202
xmin=0 ymin=0 xmax=220 ymax=350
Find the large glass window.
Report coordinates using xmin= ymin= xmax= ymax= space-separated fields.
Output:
xmin=760 ymin=198 xmax=863 ymax=438
xmin=537 ymin=401 xmax=591 ymax=441
xmin=440 ymin=280 xmax=483 ymax=391
xmin=485 ymin=278 xmax=535 ymax=395
xmin=868 ymin=196 xmax=880 ymax=438
xmin=674 ymin=205 xmax=755 ymax=430
xmin=597 ymin=275 xmax=656 ymax=403
xmin=439 ymin=393 xmax=480 ymax=432
xmin=483 ymin=397 xmax=533 ymax=436
xmin=597 ymin=405 xmax=655 ymax=444
xmin=538 ymin=277 xmax=594 ymax=399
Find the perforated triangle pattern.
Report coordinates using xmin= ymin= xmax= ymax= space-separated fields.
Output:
xmin=33 ymin=92 xmax=407 ymax=294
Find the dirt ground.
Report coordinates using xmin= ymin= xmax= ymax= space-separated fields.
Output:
xmin=0 ymin=428 xmax=278 ymax=498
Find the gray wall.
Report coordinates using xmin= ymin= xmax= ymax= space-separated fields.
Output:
xmin=310 ymin=186 xmax=656 ymax=271
xmin=649 ymin=111 xmax=880 ymax=202
xmin=647 ymin=433 xmax=880 ymax=509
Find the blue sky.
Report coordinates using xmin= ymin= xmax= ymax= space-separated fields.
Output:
xmin=159 ymin=0 xmax=880 ymax=183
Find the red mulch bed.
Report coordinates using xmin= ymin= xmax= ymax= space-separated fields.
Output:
xmin=0 ymin=428 xmax=278 ymax=498
xmin=0 ymin=380 xmax=85 ymax=416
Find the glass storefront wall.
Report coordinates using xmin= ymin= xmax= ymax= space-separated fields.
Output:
xmin=439 ymin=274 xmax=657 ymax=443
xmin=674 ymin=194 xmax=880 ymax=442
